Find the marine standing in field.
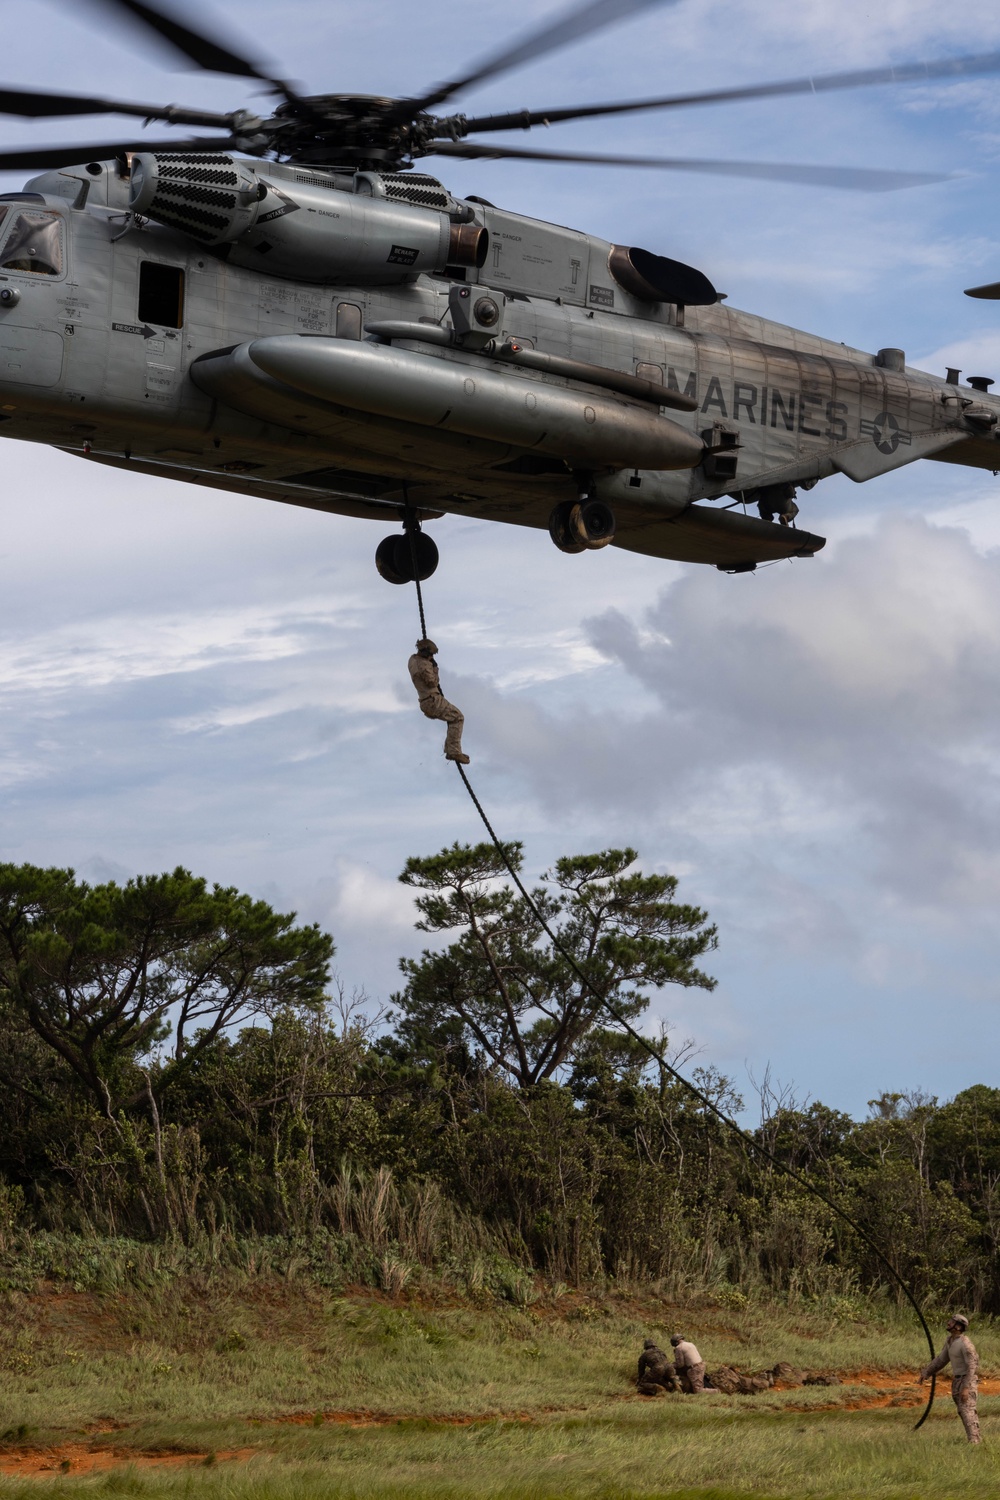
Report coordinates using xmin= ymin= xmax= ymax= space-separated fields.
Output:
xmin=670 ymin=1335 xmax=707 ymax=1394
xmin=920 ymin=1314 xmax=981 ymax=1444
xmin=636 ymin=1339 xmax=679 ymax=1395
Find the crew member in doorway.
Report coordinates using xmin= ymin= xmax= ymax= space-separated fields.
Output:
xmin=920 ymin=1314 xmax=981 ymax=1444
xmin=408 ymin=639 xmax=470 ymax=765
xmin=670 ymin=1334 xmax=707 ymax=1393
xmin=755 ymin=483 xmax=799 ymax=528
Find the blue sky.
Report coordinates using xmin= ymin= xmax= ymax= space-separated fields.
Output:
xmin=3 ymin=0 xmax=1000 ymax=1118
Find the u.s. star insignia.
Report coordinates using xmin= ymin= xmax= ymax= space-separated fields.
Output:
xmin=861 ymin=411 xmax=912 ymax=455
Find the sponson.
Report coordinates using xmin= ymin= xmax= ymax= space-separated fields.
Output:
xmin=191 ymin=337 xmax=707 ymax=472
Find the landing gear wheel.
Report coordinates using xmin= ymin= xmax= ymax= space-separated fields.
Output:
xmin=375 ymin=532 xmax=440 ymax=584
xmin=569 ymin=499 xmax=616 ymax=549
xmin=548 ymin=501 xmax=587 ymax=554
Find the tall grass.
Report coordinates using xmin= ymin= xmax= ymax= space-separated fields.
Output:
xmin=0 ymin=1173 xmax=529 ymax=1304
xmin=2 ymin=1255 xmax=995 ymax=1436
xmin=1 ymin=1402 xmax=999 ymax=1500
xmin=2 ymin=1256 xmax=998 ymax=1500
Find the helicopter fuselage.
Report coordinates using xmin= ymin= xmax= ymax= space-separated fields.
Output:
xmin=0 ymin=154 xmax=995 ymax=572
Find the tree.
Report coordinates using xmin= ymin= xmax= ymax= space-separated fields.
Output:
xmin=0 ymin=863 xmax=333 ymax=1119
xmin=393 ymin=842 xmax=717 ymax=1089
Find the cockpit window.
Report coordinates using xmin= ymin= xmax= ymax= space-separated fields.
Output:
xmin=0 ymin=207 xmax=9 ymax=234
xmin=0 ymin=212 xmax=64 ymax=276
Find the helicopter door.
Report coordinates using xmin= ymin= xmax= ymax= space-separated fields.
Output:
xmin=335 ymin=302 xmax=362 ymax=339
xmin=106 ymin=239 xmax=185 ymax=409
xmin=138 ymin=262 xmax=184 ymax=329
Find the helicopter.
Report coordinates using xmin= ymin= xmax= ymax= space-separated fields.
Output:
xmin=3 ymin=0 xmax=1000 ymax=581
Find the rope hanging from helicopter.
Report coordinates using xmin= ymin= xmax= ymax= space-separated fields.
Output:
xmin=401 ymin=508 xmax=937 ymax=1431
xmin=6 ymin=0 xmax=1000 ymax=1442
xmin=22 ymin=0 xmax=998 ymax=1435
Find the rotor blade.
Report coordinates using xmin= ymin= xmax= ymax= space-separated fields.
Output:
xmin=87 ymin=0 xmax=271 ymax=82
xmin=429 ymin=140 xmax=951 ymax=190
xmin=460 ymin=48 xmax=1000 ymax=133
xmin=0 ymin=86 xmax=236 ymax=129
xmin=408 ymin=0 xmax=679 ymax=115
xmin=0 ymin=137 xmax=239 ymax=172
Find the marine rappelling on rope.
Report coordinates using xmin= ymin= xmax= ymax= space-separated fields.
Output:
xmin=407 ymin=637 xmax=470 ymax=765
xmin=401 ymin=506 xmax=470 ymax=765
xmin=401 ymin=549 xmax=937 ymax=1434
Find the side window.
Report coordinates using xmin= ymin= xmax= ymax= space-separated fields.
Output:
xmin=636 ymin=362 xmax=663 ymax=385
xmin=335 ymin=302 xmax=362 ymax=339
xmin=1 ymin=212 xmax=63 ymax=276
xmin=138 ymin=262 xmax=184 ymax=328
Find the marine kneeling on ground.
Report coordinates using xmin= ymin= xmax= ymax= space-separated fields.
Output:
xmin=636 ymin=1339 xmax=680 ymax=1395
xmin=670 ymin=1335 xmax=708 ymax=1393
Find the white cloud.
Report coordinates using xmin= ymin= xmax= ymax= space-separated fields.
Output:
xmin=2 ymin=1 xmax=1000 ymax=1112
xmin=583 ymin=516 xmax=1000 ymax=911
xmin=322 ymin=863 xmax=418 ymax=941
xmin=0 ymin=604 xmax=327 ymax=698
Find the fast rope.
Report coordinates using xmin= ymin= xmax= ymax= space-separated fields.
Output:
xmin=403 ymin=542 xmax=937 ymax=1430
xmin=404 ymin=506 xmax=429 ymax=643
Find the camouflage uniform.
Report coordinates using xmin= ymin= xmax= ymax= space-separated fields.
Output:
xmin=709 ymin=1365 xmax=777 ymax=1395
xmin=671 ymin=1336 xmax=706 ymax=1394
xmin=407 ymin=640 xmax=469 ymax=764
xmin=636 ymin=1339 xmax=679 ymax=1395
xmin=921 ymin=1319 xmax=981 ymax=1444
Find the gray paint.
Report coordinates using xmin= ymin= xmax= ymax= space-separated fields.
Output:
xmin=0 ymin=157 xmax=995 ymax=571
xmin=192 ymin=337 xmax=705 ymax=470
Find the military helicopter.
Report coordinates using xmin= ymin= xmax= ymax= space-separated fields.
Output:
xmin=3 ymin=0 xmax=1000 ymax=580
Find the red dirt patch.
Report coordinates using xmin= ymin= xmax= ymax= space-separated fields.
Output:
xmin=2 ymin=1368 xmax=993 ymax=1478
xmin=783 ymin=1368 xmax=1000 ymax=1413
xmin=0 ymin=1445 xmax=254 ymax=1478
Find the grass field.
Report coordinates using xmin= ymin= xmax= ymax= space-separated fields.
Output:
xmin=1 ymin=1270 xmax=997 ymax=1498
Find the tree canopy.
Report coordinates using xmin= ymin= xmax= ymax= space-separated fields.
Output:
xmin=393 ymin=842 xmax=717 ymax=1088
xmin=0 ymin=863 xmax=332 ymax=1118
xmin=0 ymin=850 xmax=997 ymax=1312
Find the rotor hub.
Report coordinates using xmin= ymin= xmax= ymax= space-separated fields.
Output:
xmin=266 ymin=93 xmax=456 ymax=169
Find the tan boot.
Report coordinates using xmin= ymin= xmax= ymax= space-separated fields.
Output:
xmin=444 ymin=724 xmax=470 ymax=764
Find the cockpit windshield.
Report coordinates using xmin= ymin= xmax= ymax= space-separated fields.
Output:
xmin=0 ymin=211 xmax=64 ymax=276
